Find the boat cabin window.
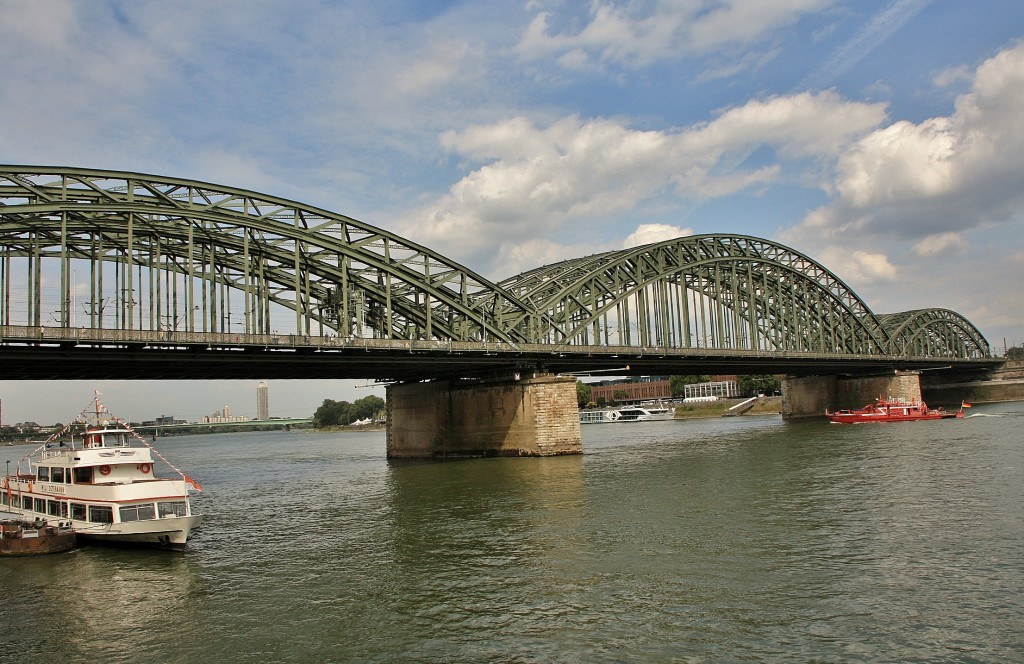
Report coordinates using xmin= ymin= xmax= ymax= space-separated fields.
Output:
xmin=158 ymin=501 xmax=187 ymax=517
xmin=70 ymin=503 xmax=86 ymax=520
xmin=87 ymin=505 xmax=113 ymax=523
xmin=120 ymin=504 xmax=156 ymax=522
xmin=50 ymin=467 xmax=65 ymax=483
xmin=104 ymin=434 xmax=128 ymax=448
xmin=1 ymin=493 xmax=7 ymax=506
xmin=84 ymin=432 xmax=129 ymax=448
xmin=21 ymin=496 xmax=33 ymax=510
xmin=37 ymin=467 xmax=50 ymax=482
xmin=47 ymin=500 xmax=67 ymax=517
xmin=73 ymin=467 xmax=91 ymax=484
xmin=34 ymin=498 xmax=46 ymax=513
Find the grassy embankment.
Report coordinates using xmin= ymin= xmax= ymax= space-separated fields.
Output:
xmin=673 ymin=396 xmax=782 ymax=419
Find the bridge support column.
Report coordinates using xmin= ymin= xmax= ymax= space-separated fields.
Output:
xmin=386 ymin=373 xmax=582 ymax=458
xmin=782 ymin=372 xmax=923 ymax=419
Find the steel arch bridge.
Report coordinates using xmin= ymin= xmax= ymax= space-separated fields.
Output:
xmin=0 ymin=166 xmax=991 ymax=380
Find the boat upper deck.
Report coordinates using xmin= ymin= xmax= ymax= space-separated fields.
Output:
xmin=40 ymin=446 xmax=155 ymax=466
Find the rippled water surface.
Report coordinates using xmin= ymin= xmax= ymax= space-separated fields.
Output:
xmin=3 ymin=403 xmax=1023 ymax=662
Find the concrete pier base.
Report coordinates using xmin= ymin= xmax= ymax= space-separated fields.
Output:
xmin=782 ymin=372 xmax=923 ymax=419
xmin=386 ymin=373 xmax=583 ymax=458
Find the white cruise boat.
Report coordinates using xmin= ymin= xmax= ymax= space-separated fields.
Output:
xmin=0 ymin=394 xmax=202 ymax=550
xmin=612 ymin=406 xmax=674 ymax=422
xmin=579 ymin=409 xmax=617 ymax=424
xmin=579 ymin=405 xmax=675 ymax=424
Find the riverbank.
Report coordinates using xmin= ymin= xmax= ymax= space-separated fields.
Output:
xmin=923 ymin=378 xmax=1024 ymax=405
xmin=674 ymin=396 xmax=782 ymax=419
xmin=314 ymin=424 xmax=386 ymax=433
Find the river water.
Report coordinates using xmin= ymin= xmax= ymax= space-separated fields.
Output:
xmin=2 ymin=402 xmax=1022 ymax=662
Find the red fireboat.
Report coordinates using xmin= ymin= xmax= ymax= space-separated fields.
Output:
xmin=826 ymin=398 xmax=967 ymax=424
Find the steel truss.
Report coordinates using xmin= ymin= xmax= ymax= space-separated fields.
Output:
xmin=0 ymin=166 xmax=535 ymax=343
xmin=500 ymin=236 xmax=990 ymax=358
xmin=0 ymin=166 xmax=990 ymax=360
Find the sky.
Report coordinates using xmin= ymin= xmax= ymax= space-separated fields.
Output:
xmin=1 ymin=0 xmax=1022 ymax=424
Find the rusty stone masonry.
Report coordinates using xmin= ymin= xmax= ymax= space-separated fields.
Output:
xmin=387 ymin=373 xmax=582 ymax=458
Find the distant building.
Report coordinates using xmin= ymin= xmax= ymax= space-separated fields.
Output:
xmin=588 ymin=375 xmax=740 ymax=404
xmin=201 ymin=406 xmax=248 ymax=424
xmin=141 ymin=415 xmax=187 ymax=426
xmin=256 ymin=381 xmax=270 ymax=420
xmin=683 ymin=380 xmax=739 ymax=400
xmin=589 ymin=376 xmax=672 ymax=404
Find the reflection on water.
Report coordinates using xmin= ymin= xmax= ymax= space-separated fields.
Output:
xmin=2 ymin=406 xmax=1023 ymax=661
xmin=2 ymin=547 xmax=201 ymax=661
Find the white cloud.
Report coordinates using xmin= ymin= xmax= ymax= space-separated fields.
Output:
xmin=0 ymin=0 xmax=76 ymax=49
xmin=933 ymin=65 xmax=972 ymax=88
xmin=818 ymin=247 xmax=898 ymax=284
xmin=778 ymin=43 xmax=1024 ymax=333
xmin=912 ymin=232 xmax=967 ymax=256
xmin=0 ymin=2 xmax=171 ymax=166
xmin=680 ymin=91 xmax=887 ymax=161
xmin=391 ymin=41 xmax=477 ymax=98
xmin=490 ymin=238 xmax=590 ymax=280
xmin=0 ymin=2 xmax=512 ymax=200
xmin=835 ymin=117 xmax=957 ymax=207
xmin=517 ymin=0 xmax=833 ymax=70
xmin=624 ymin=224 xmax=694 ymax=248
xmin=398 ymin=91 xmax=885 ymax=269
xmin=789 ymin=40 xmax=1024 ymax=242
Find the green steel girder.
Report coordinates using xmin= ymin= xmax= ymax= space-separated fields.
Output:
xmin=0 ymin=166 xmax=991 ymax=360
xmin=0 ymin=167 xmax=536 ymax=342
xmin=878 ymin=309 xmax=990 ymax=358
xmin=498 ymin=235 xmax=891 ymax=354
xmin=1 ymin=204 xmax=472 ymax=339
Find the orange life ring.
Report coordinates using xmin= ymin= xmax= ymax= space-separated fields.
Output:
xmin=98 ymin=465 xmax=112 ymax=476
xmin=138 ymin=463 xmax=151 ymax=474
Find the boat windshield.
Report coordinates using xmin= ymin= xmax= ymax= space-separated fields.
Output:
xmin=82 ymin=431 xmax=130 ymax=448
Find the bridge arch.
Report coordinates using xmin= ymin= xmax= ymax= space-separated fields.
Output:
xmin=0 ymin=166 xmax=989 ymax=361
xmin=878 ymin=309 xmax=990 ymax=359
xmin=499 ymin=235 xmax=891 ymax=354
xmin=0 ymin=166 xmax=534 ymax=343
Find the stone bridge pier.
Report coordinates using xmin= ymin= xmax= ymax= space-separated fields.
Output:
xmin=782 ymin=371 xmax=924 ymax=419
xmin=386 ymin=373 xmax=583 ymax=458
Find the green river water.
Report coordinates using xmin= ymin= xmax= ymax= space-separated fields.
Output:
xmin=2 ymin=402 xmax=1022 ymax=662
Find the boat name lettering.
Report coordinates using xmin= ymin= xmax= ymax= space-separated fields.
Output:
xmin=41 ymin=484 xmax=66 ymax=494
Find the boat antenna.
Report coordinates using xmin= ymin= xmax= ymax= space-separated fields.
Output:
xmin=89 ymin=392 xmax=203 ymax=492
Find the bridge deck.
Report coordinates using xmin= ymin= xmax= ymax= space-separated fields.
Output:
xmin=0 ymin=325 xmax=997 ymax=382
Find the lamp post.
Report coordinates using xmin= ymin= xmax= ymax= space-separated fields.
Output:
xmin=471 ymin=302 xmax=488 ymax=345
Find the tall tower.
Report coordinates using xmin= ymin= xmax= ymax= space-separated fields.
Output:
xmin=256 ymin=381 xmax=270 ymax=420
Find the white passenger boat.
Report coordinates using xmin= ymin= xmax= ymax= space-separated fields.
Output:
xmin=0 ymin=393 xmax=202 ymax=550
xmin=612 ymin=406 xmax=674 ymax=422
xmin=579 ymin=405 xmax=675 ymax=424
xmin=579 ymin=409 xmax=617 ymax=424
